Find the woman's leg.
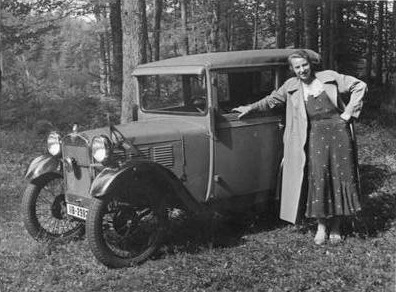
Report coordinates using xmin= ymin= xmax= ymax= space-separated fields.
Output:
xmin=329 ymin=217 xmax=342 ymax=244
xmin=314 ymin=218 xmax=327 ymax=245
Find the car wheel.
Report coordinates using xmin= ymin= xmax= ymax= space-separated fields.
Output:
xmin=86 ymin=195 xmax=167 ymax=268
xmin=21 ymin=173 xmax=85 ymax=241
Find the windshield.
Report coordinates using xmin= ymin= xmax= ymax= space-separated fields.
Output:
xmin=139 ymin=74 xmax=207 ymax=114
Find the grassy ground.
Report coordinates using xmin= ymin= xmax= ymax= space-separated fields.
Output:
xmin=0 ymin=113 xmax=395 ymax=292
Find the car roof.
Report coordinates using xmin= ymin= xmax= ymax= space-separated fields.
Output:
xmin=133 ymin=49 xmax=320 ymax=75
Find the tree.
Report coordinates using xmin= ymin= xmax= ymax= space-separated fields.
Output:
xmin=276 ymin=0 xmax=286 ymax=48
xmin=152 ymin=0 xmax=163 ymax=61
xmin=376 ymin=1 xmax=384 ymax=85
xmin=321 ymin=0 xmax=331 ymax=69
xmin=303 ymin=0 xmax=319 ymax=52
xmin=366 ymin=1 xmax=374 ymax=82
xmin=180 ymin=0 xmax=189 ymax=55
xmin=94 ymin=3 xmax=111 ymax=96
xmin=121 ymin=0 xmax=147 ymax=123
xmin=252 ymin=0 xmax=260 ymax=49
xmin=0 ymin=0 xmax=3 ymax=95
xmin=392 ymin=0 xmax=396 ymax=79
xmin=293 ymin=0 xmax=302 ymax=48
xmin=206 ymin=1 xmax=220 ymax=52
xmin=110 ymin=0 xmax=122 ymax=101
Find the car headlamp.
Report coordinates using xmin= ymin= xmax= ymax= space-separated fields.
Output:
xmin=92 ymin=136 xmax=111 ymax=163
xmin=47 ymin=132 xmax=62 ymax=156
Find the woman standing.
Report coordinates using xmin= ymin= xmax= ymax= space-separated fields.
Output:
xmin=233 ymin=50 xmax=367 ymax=245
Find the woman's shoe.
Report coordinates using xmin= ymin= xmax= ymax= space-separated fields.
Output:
xmin=329 ymin=217 xmax=342 ymax=244
xmin=329 ymin=233 xmax=342 ymax=244
xmin=314 ymin=230 xmax=326 ymax=245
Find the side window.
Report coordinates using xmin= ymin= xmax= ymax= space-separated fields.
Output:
xmin=140 ymin=74 xmax=207 ymax=114
xmin=216 ymin=68 xmax=277 ymax=114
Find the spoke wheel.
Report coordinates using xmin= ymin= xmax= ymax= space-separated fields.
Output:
xmin=21 ymin=173 xmax=84 ymax=241
xmin=86 ymin=196 xmax=166 ymax=268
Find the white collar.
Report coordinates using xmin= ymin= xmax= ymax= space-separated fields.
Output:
xmin=302 ymin=78 xmax=324 ymax=100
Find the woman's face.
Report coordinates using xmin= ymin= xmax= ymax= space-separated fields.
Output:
xmin=290 ymin=57 xmax=312 ymax=83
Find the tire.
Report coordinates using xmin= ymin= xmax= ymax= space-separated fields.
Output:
xmin=21 ymin=173 xmax=85 ymax=242
xmin=86 ymin=195 xmax=167 ymax=268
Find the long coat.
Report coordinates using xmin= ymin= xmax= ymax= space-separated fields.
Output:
xmin=250 ymin=70 xmax=367 ymax=223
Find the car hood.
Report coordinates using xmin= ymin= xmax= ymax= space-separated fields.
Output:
xmin=78 ymin=118 xmax=208 ymax=146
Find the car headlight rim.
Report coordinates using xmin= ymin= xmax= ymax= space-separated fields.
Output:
xmin=47 ymin=131 xmax=62 ymax=156
xmin=92 ymin=135 xmax=111 ymax=163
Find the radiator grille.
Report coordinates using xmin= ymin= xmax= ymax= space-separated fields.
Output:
xmin=62 ymin=134 xmax=91 ymax=197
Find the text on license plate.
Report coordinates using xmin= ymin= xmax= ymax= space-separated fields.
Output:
xmin=67 ymin=204 xmax=88 ymax=220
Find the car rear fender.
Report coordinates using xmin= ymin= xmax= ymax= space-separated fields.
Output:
xmin=90 ymin=161 xmax=208 ymax=214
xmin=25 ymin=154 xmax=62 ymax=183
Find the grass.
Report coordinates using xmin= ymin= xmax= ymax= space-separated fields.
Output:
xmin=0 ymin=113 xmax=395 ymax=292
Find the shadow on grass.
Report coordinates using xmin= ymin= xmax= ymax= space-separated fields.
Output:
xmin=160 ymin=163 xmax=396 ymax=258
xmin=343 ymin=164 xmax=396 ymax=237
xmin=159 ymin=203 xmax=286 ymax=257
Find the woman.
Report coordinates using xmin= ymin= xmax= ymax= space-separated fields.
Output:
xmin=233 ymin=50 xmax=367 ymax=245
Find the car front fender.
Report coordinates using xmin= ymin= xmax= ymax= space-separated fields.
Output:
xmin=25 ymin=154 xmax=62 ymax=183
xmin=90 ymin=161 xmax=209 ymax=215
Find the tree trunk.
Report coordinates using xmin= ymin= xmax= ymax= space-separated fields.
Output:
xmin=276 ymin=0 xmax=286 ymax=48
xmin=365 ymin=2 xmax=374 ymax=82
xmin=224 ymin=1 xmax=234 ymax=51
xmin=392 ymin=0 xmax=396 ymax=78
xmin=321 ymin=0 xmax=331 ymax=69
xmin=294 ymin=0 xmax=302 ymax=48
xmin=329 ymin=0 xmax=339 ymax=70
xmin=140 ymin=0 xmax=150 ymax=62
xmin=121 ymin=0 xmax=147 ymax=123
xmin=253 ymin=0 xmax=260 ymax=50
xmin=110 ymin=0 xmax=123 ymax=101
xmin=180 ymin=0 xmax=189 ymax=55
xmin=376 ymin=1 xmax=384 ymax=86
xmin=303 ymin=0 xmax=319 ymax=52
xmin=104 ymin=6 xmax=112 ymax=95
xmin=191 ymin=1 xmax=198 ymax=54
xmin=153 ymin=0 xmax=162 ymax=61
xmin=384 ymin=1 xmax=390 ymax=84
xmin=393 ymin=0 xmax=396 ymax=41
xmin=94 ymin=5 xmax=110 ymax=96
xmin=207 ymin=2 xmax=220 ymax=52
xmin=0 ymin=0 xmax=2 ymax=96
xmin=387 ymin=0 xmax=396 ymax=83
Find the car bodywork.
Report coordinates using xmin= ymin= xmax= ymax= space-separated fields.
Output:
xmin=26 ymin=49 xmax=321 ymax=216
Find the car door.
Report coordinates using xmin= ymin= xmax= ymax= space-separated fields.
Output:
xmin=212 ymin=69 xmax=284 ymax=200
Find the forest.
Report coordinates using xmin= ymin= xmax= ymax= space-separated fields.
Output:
xmin=0 ymin=0 xmax=395 ymax=130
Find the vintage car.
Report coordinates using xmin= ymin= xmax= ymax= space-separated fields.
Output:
xmin=22 ymin=49 xmax=320 ymax=268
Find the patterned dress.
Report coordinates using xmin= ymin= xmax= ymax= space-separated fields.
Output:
xmin=304 ymin=91 xmax=361 ymax=218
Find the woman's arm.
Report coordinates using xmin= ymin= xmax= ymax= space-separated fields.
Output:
xmin=335 ymin=72 xmax=367 ymax=120
xmin=232 ymin=80 xmax=290 ymax=118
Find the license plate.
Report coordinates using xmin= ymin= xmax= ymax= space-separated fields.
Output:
xmin=67 ymin=204 xmax=88 ymax=220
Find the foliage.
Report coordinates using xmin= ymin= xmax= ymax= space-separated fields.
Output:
xmin=1 ymin=3 xmax=120 ymax=131
xmin=0 ymin=0 xmax=395 ymax=128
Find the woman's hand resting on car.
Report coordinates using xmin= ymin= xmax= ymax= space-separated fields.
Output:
xmin=232 ymin=105 xmax=253 ymax=119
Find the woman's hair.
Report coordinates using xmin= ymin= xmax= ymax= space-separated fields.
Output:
xmin=287 ymin=49 xmax=313 ymax=67
xmin=287 ymin=49 xmax=321 ymax=74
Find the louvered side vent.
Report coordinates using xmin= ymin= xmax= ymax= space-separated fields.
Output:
xmin=138 ymin=147 xmax=150 ymax=160
xmin=113 ymin=147 xmax=151 ymax=161
xmin=152 ymin=145 xmax=174 ymax=168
